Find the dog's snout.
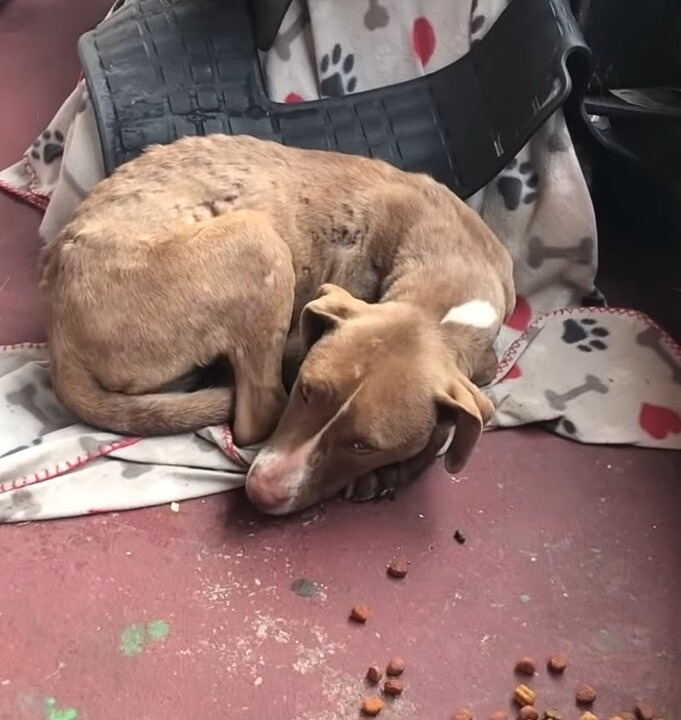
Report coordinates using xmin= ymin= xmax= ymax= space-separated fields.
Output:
xmin=245 ymin=449 xmax=308 ymax=514
xmin=246 ymin=470 xmax=289 ymax=513
xmin=245 ymin=464 xmax=291 ymax=512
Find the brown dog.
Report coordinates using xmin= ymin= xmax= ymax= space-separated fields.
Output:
xmin=40 ymin=135 xmax=514 ymax=513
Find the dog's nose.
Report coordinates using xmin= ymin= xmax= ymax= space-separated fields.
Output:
xmin=245 ymin=463 xmax=292 ymax=513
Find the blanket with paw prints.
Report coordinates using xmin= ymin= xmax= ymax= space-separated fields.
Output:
xmin=1 ymin=0 xmax=680 ymax=522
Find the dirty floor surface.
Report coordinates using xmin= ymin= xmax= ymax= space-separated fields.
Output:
xmin=1 ymin=1 xmax=680 ymax=719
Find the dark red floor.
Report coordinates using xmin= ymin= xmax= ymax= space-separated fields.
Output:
xmin=1 ymin=2 xmax=680 ymax=719
xmin=2 ymin=431 xmax=680 ymax=720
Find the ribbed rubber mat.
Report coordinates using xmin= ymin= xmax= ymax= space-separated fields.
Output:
xmin=79 ymin=0 xmax=590 ymax=198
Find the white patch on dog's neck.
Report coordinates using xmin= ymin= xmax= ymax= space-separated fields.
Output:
xmin=441 ymin=299 xmax=497 ymax=329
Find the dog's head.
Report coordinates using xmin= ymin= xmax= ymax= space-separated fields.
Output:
xmin=245 ymin=284 xmax=494 ymax=514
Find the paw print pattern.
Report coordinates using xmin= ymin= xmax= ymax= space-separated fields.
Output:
xmin=320 ymin=43 xmax=357 ymax=97
xmin=469 ymin=0 xmax=486 ymax=44
xmin=561 ymin=318 xmax=609 ymax=352
xmin=496 ymin=157 xmax=539 ymax=210
xmin=30 ymin=129 xmax=64 ymax=165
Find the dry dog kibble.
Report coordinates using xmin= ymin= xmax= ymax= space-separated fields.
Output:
xmin=514 ymin=684 xmax=536 ymax=706
xmin=490 ymin=712 xmax=507 ymax=720
xmin=386 ymin=656 xmax=406 ymax=676
xmin=581 ymin=712 xmax=598 ymax=720
xmin=576 ymin=683 xmax=597 ymax=705
xmin=383 ymin=678 xmax=404 ymax=696
xmin=361 ymin=696 xmax=385 ymax=716
xmin=453 ymin=709 xmax=474 ymax=720
xmin=453 ymin=529 xmax=466 ymax=544
xmin=515 ymin=657 xmax=536 ymax=676
xmin=387 ymin=556 xmax=409 ymax=578
xmin=366 ymin=665 xmax=382 ymax=685
xmin=519 ymin=707 xmax=539 ymax=720
xmin=544 ymin=711 xmax=562 ymax=720
xmin=634 ymin=704 xmax=654 ymax=720
xmin=349 ymin=603 xmax=372 ymax=623
xmin=547 ymin=651 xmax=568 ymax=674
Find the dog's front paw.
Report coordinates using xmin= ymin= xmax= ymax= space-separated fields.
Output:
xmin=344 ymin=472 xmax=381 ymax=502
xmin=343 ymin=465 xmax=405 ymax=503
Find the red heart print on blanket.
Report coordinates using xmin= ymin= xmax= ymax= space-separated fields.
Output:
xmin=412 ymin=17 xmax=436 ymax=66
xmin=505 ymin=295 xmax=532 ymax=331
xmin=506 ymin=364 xmax=522 ymax=379
xmin=638 ymin=402 xmax=681 ymax=440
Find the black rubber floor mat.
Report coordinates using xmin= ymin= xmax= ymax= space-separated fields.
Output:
xmin=79 ymin=0 xmax=591 ymax=198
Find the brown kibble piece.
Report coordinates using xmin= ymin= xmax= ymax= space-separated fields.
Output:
xmin=383 ymin=678 xmax=404 ymax=696
xmin=581 ymin=712 xmax=598 ymax=720
xmin=515 ymin=657 xmax=536 ymax=676
xmin=350 ymin=603 xmax=372 ymax=623
xmin=490 ymin=712 xmax=508 ymax=720
xmin=453 ymin=710 xmax=474 ymax=720
xmin=361 ymin=696 xmax=385 ymax=716
xmin=386 ymin=656 xmax=406 ymax=676
xmin=547 ymin=651 xmax=568 ymax=673
xmin=514 ymin=684 xmax=536 ymax=706
xmin=520 ymin=708 xmax=539 ymax=720
xmin=387 ymin=556 xmax=409 ymax=578
xmin=635 ymin=705 xmax=654 ymax=720
xmin=544 ymin=711 xmax=562 ymax=720
xmin=366 ymin=665 xmax=382 ymax=685
xmin=576 ymin=683 xmax=597 ymax=705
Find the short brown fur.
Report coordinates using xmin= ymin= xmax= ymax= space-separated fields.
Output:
xmin=40 ymin=135 xmax=514 ymax=511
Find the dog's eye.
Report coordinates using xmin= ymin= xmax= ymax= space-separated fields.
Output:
xmin=351 ymin=439 xmax=371 ymax=452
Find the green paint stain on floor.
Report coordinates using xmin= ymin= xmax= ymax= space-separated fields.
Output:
xmin=120 ymin=619 xmax=170 ymax=656
xmin=45 ymin=697 xmax=78 ymax=720
xmin=291 ymin=578 xmax=318 ymax=598
xmin=120 ymin=624 xmax=146 ymax=656
xmin=147 ymin=619 xmax=170 ymax=641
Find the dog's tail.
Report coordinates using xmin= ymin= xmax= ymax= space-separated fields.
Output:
xmin=52 ymin=355 xmax=234 ymax=436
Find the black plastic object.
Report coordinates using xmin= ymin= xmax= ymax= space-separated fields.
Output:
xmin=78 ymin=0 xmax=591 ymax=199
xmin=582 ymin=93 xmax=681 ymax=173
xmin=571 ymin=0 xmax=681 ymax=91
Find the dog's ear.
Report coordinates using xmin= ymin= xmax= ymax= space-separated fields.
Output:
xmin=435 ymin=373 xmax=495 ymax=474
xmin=300 ymin=284 xmax=367 ymax=349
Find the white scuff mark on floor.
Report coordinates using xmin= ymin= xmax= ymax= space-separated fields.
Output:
xmin=252 ymin=612 xmax=292 ymax=644
xmin=293 ymin=625 xmax=343 ymax=675
xmin=195 ymin=572 xmax=241 ymax=608
xmin=178 ymin=592 xmax=345 ymax=683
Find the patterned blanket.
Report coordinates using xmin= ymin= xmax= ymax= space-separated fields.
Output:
xmin=0 ymin=0 xmax=679 ymax=522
